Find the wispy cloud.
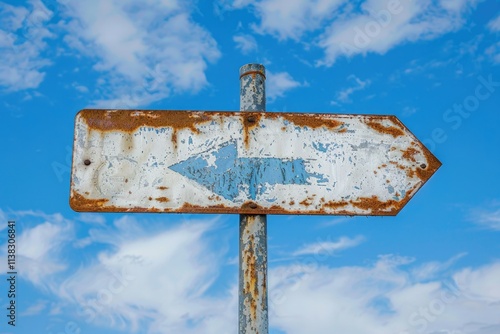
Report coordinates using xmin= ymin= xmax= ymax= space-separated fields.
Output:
xmin=293 ymin=235 xmax=365 ymax=256
xmin=59 ymin=0 xmax=220 ymax=108
xmin=21 ymin=300 xmax=48 ymax=316
xmin=331 ymin=74 xmax=371 ymax=104
xmin=488 ymin=13 xmax=500 ymax=32
xmin=485 ymin=42 xmax=500 ymax=64
xmin=267 ymin=70 xmax=303 ymax=102
xmin=471 ymin=204 xmax=500 ymax=231
xmin=402 ymin=106 xmax=417 ymax=116
xmin=0 ymin=0 xmax=53 ymax=91
xmin=486 ymin=14 xmax=500 ymax=64
xmin=0 ymin=208 xmax=7 ymax=231
xmin=76 ymin=212 xmax=105 ymax=225
xmin=411 ymin=252 xmax=467 ymax=281
xmin=233 ymin=33 xmax=258 ymax=54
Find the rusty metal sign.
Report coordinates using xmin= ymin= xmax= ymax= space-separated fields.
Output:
xmin=70 ymin=109 xmax=441 ymax=215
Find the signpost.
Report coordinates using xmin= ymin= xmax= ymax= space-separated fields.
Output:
xmin=70 ymin=110 xmax=440 ymax=215
xmin=70 ymin=64 xmax=441 ymax=334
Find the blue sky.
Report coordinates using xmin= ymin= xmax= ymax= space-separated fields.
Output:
xmin=1 ymin=0 xmax=500 ymax=333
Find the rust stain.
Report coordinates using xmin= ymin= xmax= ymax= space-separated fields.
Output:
xmin=415 ymin=145 xmax=442 ymax=181
xmin=242 ymin=113 xmax=262 ymax=148
xmin=79 ymin=109 xmax=213 ymax=133
xmin=402 ymin=147 xmax=419 ymax=163
xmin=243 ymin=233 xmax=258 ymax=321
xmin=70 ymin=192 xmax=163 ymax=212
xmin=366 ymin=120 xmax=405 ymax=138
xmin=241 ymin=201 xmax=263 ymax=210
xmin=299 ymin=197 xmax=313 ymax=207
xmin=279 ymin=113 xmax=343 ymax=129
xmin=261 ymin=270 xmax=267 ymax=310
xmin=155 ymin=197 xmax=170 ymax=203
xmin=352 ymin=196 xmax=399 ymax=213
xmin=406 ymin=168 xmax=416 ymax=178
xmin=322 ymin=195 xmax=412 ymax=215
xmin=70 ymin=192 xmax=109 ymax=211
xmin=70 ymin=196 xmax=417 ymax=215
xmin=240 ymin=70 xmax=265 ymax=80
xmin=324 ymin=200 xmax=349 ymax=210
xmin=178 ymin=202 xmax=229 ymax=212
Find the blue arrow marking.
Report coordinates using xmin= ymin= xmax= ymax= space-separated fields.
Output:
xmin=169 ymin=141 xmax=328 ymax=201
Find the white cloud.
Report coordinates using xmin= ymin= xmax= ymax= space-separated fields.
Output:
xmin=472 ymin=205 xmax=500 ymax=230
xmin=76 ymin=212 xmax=106 ymax=225
xmin=220 ymin=0 xmax=478 ymax=66
xmin=233 ymin=34 xmax=258 ymax=54
xmin=332 ymin=74 xmax=371 ymax=104
xmin=250 ymin=0 xmax=346 ymax=40
xmin=485 ymin=15 xmax=500 ymax=64
xmin=21 ymin=300 xmax=48 ymax=316
xmin=485 ymin=42 xmax=500 ymax=64
xmin=72 ymin=82 xmax=89 ymax=93
xmin=0 ymin=209 xmax=7 ymax=231
xmin=59 ymin=0 xmax=221 ymax=108
xmin=267 ymin=70 xmax=303 ymax=101
xmin=293 ymin=235 xmax=365 ymax=256
xmin=318 ymin=0 xmax=479 ymax=66
xmin=0 ymin=0 xmax=53 ymax=91
xmin=269 ymin=255 xmax=500 ymax=334
xmin=411 ymin=252 xmax=467 ymax=281
xmin=9 ymin=209 xmax=500 ymax=334
xmin=487 ymin=13 xmax=500 ymax=32
xmin=402 ymin=106 xmax=417 ymax=116
xmin=454 ymin=262 xmax=500 ymax=301
xmin=53 ymin=216 xmax=235 ymax=333
xmin=440 ymin=0 xmax=477 ymax=12
xmin=1 ymin=211 xmax=74 ymax=286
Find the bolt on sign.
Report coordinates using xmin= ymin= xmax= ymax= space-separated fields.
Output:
xmin=70 ymin=109 xmax=441 ymax=215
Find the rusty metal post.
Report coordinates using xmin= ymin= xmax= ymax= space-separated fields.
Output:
xmin=239 ymin=64 xmax=268 ymax=334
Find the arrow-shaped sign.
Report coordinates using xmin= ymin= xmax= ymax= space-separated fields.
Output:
xmin=169 ymin=141 xmax=328 ymax=201
xmin=69 ymin=110 xmax=441 ymax=215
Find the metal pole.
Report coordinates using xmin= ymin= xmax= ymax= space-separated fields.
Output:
xmin=239 ymin=64 xmax=268 ymax=334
